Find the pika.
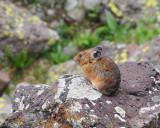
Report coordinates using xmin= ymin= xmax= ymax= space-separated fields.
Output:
xmin=73 ymin=46 xmax=121 ymax=96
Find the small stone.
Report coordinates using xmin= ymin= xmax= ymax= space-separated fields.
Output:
xmin=152 ymin=96 xmax=160 ymax=102
xmin=47 ymin=9 xmax=55 ymax=16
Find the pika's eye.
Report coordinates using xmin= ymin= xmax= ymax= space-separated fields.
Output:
xmin=79 ymin=54 xmax=83 ymax=57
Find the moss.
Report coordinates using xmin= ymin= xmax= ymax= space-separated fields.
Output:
xmin=143 ymin=0 xmax=158 ymax=7
xmin=9 ymin=32 xmax=14 ymax=38
xmin=140 ymin=58 xmax=144 ymax=61
xmin=2 ymin=30 xmax=9 ymax=36
xmin=7 ymin=20 xmax=11 ymax=24
xmin=156 ymin=11 xmax=160 ymax=16
xmin=14 ymin=17 xmax=20 ymax=24
xmin=48 ymin=71 xmax=60 ymax=84
xmin=18 ymin=23 xmax=24 ymax=28
xmin=5 ymin=25 xmax=10 ymax=30
xmin=47 ymin=38 xmax=55 ymax=45
xmin=2 ymin=4 xmax=13 ymax=16
xmin=108 ymin=0 xmax=123 ymax=17
xmin=22 ymin=13 xmax=27 ymax=17
xmin=72 ymin=70 xmax=76 ymax=74
xmin=119 ymin=49 xmax=127 ymax=63
xmin=24 ymin=41 xmax=28 ymax=45
xmin=142 ymin=46 xmax=149 ymax=52
xmin=0 ymin=103 xmax=5 ymax=108
xmin=0 ymin=98 xmax=4 ymax=102
xmin=16 ymin=30 xmax=24 ymax=39
xmin=114 ymin=54 xmax=119 ymax=64
xmin=28 ymin=16 xmax=40 ymax=23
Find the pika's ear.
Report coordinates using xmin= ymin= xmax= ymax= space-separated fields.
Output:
xmin=92 ymin=50 xmax=102 ymax=60
xmin=95 ymin=46 xmax=102 ymax=52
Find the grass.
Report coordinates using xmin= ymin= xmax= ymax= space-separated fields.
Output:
xmin=87 ymin=4 xmax=100 ymax=22
xmin=4 ymin=47 xmax=38 ymax=70
xmin=45 ymin=43 xmax=70 ymax=64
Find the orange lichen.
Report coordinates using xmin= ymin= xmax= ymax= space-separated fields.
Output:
xmin=75 ymin=116 xmax=81 ymax=120
xmin=40 ymin=120 xmax=44 ymax=124
xmin=18 ymin=120 xmax=23 ymax=125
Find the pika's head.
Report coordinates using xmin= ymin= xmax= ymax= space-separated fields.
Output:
xmin=73 ymin=47 xmax=102 ymax=66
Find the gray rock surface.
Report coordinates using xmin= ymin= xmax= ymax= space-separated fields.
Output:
xmin=0 ymin=0 xmax=59 ymax=59
xmin=0 ymin=70 xmax=10 ymax=96
xmin=12 ymin=0 xmax=160 ymax=25
xmin=0 ymin=94 xmax=12 ymax=125
xmin=1 ymin=62 xmax=160 ymax=128
xmin=128 ymin=35 xmax=160 ymax=65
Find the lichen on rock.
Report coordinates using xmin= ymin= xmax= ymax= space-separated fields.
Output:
xmin=0 ymin=0 xmax=59 ymax=59
xmin=1 ymin=62 xmax=160 ymax=127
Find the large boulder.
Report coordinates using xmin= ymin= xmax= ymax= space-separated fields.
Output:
xmin=1 ymin=62 xmax=160 ymax=128
xmin=0 ymin=0 xmax=59 ymax=59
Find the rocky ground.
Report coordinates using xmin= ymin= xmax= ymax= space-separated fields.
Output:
xmin=0 ymin=0 xmax=160 ymax=127
xmin=1 ymin=62 xmax=160 ymax=128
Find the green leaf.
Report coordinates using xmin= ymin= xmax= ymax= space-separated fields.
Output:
xmin=107 ymin=12 xmax=117 ymax=31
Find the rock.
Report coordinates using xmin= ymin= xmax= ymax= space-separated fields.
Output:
xmin=66 ymin=7 xmax=86 ymax=22
xmin=63 ymin=44 xmax=78 ymax=56
xmin=0 ymin=95 xmax=12 ymax=125
xmin=83 ymin=0 xmax=102 ymax=9
xmin=47 ymin=60 xmax=82 ymax=84
xmin=98 ymin=40 xmax=119 ymax=60
xmin=128 ymin=35 xmax=160 ymax=65
xmin=65 ymin=0 xmax=78 ymax=11
xmin=118 ymin=62 xmax=157 ymax=95
xmin=100 ymin=0 xmax=160 ymax=25
xmin=16 ymin=82 xmax=31 ymax=89
xmin=0 ymin=0 xmax=59 ymax=59
xmin=47 ymin=9 xmax=55 ymax=16
xmin=0 ymin=70 xmax=10 ymax=96
xmin=1 ymin=62 xmax=160 ymax=127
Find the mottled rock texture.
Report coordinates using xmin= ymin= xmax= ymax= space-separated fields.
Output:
xmin=1 ymin=62 xmax=160 ymax=128
xmin=0 ymin=71 xmax=10 ymax=96
xmin=12 ymin=0 xmax=160 ymax=25
xmin=128 ymin=35 xmax=160 ymax=65
xmin=0 ymin=0 xmax=59 ymax=59
xmin=0 ymin=96 xmax=12 ymax=125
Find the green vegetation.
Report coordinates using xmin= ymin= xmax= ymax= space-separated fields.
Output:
xmin=57 ymin=22 xmax=73 ymax=40
xmin=74 ymin=30 xmax=103 ymax=49
xmin=95 ymin=12 xmax=131 ymax=43
xmin=94 ymin=12 xmax=160 ymax=44
xmin=87 ymin=4 xmax=100 ymax=21
xmin=4 ymin=47 xmax=38 ymax=70
xmin=55 ymin=0 xmax=67 ymax=6
xmin=27 ymin=0 xmax=44 ymax=5
xmin=55 ymin=12 xmax=160 ymax=50
xmin=45 ymin=43 xmax=70 ymax=64
xmin=23 ymin=0 xmax=67 ymax=6
xmin=129 ymin=18 xmax=159 ymax=44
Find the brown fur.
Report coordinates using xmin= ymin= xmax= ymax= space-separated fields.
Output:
xmin=73 ymin=48 xmax=121 ymax=96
